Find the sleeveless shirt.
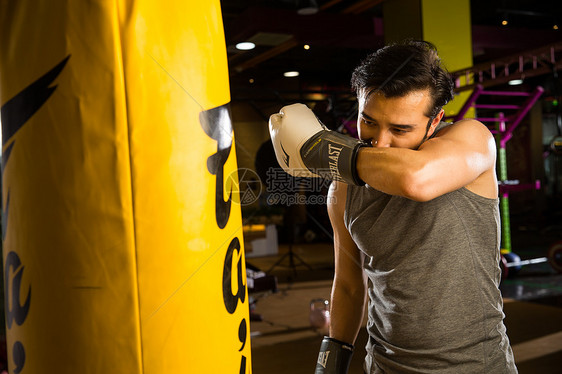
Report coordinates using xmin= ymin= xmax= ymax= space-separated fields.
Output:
xmin=344 ymin=133 xmax=517 ymax=373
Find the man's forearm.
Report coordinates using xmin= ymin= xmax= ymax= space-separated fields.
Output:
xmin=356 ymin=147 xmax=434 ymax=201
xmin=329 ymin=277 xmax=367 ymax=344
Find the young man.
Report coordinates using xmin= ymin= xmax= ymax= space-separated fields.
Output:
xmin=269 ymin=41 xmax=517 ymax=373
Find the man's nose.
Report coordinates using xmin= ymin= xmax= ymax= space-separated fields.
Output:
xmin=371 ymin=130 xmax=390 ymax=147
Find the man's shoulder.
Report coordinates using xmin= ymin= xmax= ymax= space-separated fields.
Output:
xmin=433 ymin=119 xmax=499 ymax=198
xmin=328 ymin=181 xmax=348 ymax=209
xmin=327 ymin=181 xmax=352 ymax=228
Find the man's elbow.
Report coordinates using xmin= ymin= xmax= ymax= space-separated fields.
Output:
xmin=399 ymin=170 xmax=437 ymax=202
xmin=334 ymin=274 xmax=367 ymax=300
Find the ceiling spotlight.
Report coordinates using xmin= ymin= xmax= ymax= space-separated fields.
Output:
xmin=297 ymin=0 xmax=319 ymax=15
xmin=508 ymin=79 xmax=523 ymax=86
xmin=554 ymin=25 xmax=559 ymax=30
xmin=501 ymin=19 xmax=508 ymax=26
xmin=284 ymin=71 xmax=300 ymax=77
xmin=249 ymin=78 xmax=255 ymax=84
xmin=304 ymin=44 xmax=311 ymax=50
xmin=235 ymin=42 xmax=255 ymax=50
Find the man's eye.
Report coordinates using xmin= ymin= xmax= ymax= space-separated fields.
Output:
xmin=392 ymin=128 xmax=407 ymax=134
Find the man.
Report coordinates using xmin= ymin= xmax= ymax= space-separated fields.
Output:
xmin=269 ymin=41 xmax=517 ymax=373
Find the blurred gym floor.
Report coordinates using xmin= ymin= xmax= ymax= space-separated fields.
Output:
xmin=246 ymin=225 xmax=562 ymax=374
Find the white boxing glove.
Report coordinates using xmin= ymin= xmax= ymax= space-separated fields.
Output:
xmin=268 ymin=103 xmax=366 ymax=185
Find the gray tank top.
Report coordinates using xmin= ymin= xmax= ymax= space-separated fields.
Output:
xmin=344 ymin=185 xmax=517 ymax=373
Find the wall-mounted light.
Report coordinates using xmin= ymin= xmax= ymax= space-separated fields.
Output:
xmin=508 ymin=79 xmax=523 ymax=86
xmin=236 ymin=42 xmax=255 ymax=50
xmin=284 ymin=71 xmax=300 ymax=77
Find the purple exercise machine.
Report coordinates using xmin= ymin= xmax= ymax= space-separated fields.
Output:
xmin=445 ymin=84 xmax=556 ymax=277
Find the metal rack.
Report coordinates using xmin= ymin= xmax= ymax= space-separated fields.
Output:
xmin=450 ymin=42 xmax=562 ymax=93
xmin=446 ymin=84 xmax=546 ymax=277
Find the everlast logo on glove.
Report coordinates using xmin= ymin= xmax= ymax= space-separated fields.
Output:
xmin=328 ymin=144 xmax=344 ymax=180
xmin=315 ymin=337 xmax=354 ymax=373
xmin=317 ymin=350 xmax=330 ymax=369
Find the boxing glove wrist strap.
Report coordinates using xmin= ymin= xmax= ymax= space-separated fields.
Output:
xmin=300 ymin=131 xmax=366 ymax=186
xmin=315 ymin=336 xmax=354 ymax=374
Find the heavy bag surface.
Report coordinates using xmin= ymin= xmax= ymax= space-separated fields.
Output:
xmin=0 ymin=1 xmax=250 ymax=373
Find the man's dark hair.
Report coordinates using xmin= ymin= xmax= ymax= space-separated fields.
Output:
xmin=350 ymin=40 xmax=455 ymax=118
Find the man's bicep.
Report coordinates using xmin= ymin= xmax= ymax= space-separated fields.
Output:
xmin=415 ymin=120 xmax=497 ymax=198
xmin=424 ymin=120 xmax=496 ymax=172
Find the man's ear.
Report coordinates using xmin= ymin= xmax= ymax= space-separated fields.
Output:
xmin=427 ymin=109 xmax=445 ymax=138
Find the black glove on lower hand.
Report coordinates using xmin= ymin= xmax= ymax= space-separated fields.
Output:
xmin=315 ymin=336 xmax=354 ymax=374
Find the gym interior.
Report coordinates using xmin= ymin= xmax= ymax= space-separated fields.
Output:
xmin=221 ymin=0 xmax=562 ymax=373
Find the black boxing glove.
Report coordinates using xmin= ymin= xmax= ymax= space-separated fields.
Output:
xmin=315 ymin=336 xmax=354 ymax=374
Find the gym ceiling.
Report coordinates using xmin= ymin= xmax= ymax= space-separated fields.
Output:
xmin=220 ymin=0 xmax=561 ymax=116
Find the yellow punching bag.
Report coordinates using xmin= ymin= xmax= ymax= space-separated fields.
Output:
xmin=0 ymin=1 xmax=251 ymax=373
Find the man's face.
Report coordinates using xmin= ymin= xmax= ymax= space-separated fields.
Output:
xmin=357 ymin=88 xmax=442 ymax=149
